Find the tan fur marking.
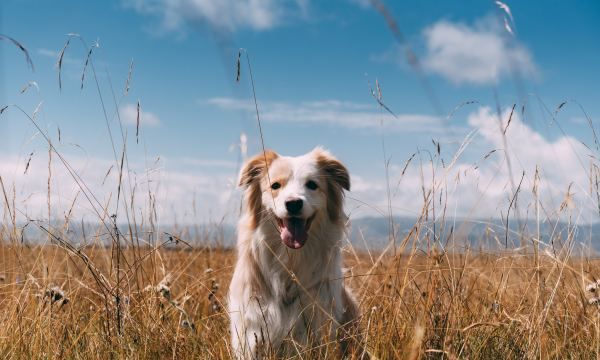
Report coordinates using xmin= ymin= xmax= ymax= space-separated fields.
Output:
xmin=239 ymin=150 xmax=279 ymax=229
xmin=266 ymin=176 xmax=289 ymax=197
xmin=315 ymin=151 xmax=350 ymax=222
xmin=238 ymin=150 xmax=279 ymax=187
xmin=246 ymin=184 xmax=263 ymax=229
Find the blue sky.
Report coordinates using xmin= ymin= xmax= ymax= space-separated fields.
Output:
xmin=1 ymin=0 xmax=600 ymax=224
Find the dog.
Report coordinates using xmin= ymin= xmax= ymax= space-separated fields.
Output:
xmin=228 ymin=147 xmax=363 ymax=359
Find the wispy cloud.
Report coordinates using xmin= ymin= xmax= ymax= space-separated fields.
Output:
xmin=38 ymin=48 xmax=60 ymax=59
xmin=421 ymin=17 xmax=537 ymax=85
xmin=206 ymin=97 xmax=448 ymax=133
xmin=38 ymin=48 xmax=79 ymax=65
xmin=119 ymin=103 xmax=161 ymax=127
xmin=124 ymin=0 xmax=308 ymax=33
xmin=177 ymin=157 xmax=239 ymax=169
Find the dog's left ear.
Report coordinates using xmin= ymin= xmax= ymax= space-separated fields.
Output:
xmin=238 ymin=150 xmax=279 ymax=187
xmin=314 ymin=148 xmax=350 ymax=191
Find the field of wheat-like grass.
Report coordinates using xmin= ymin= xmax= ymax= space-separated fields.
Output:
xmin=1 ymin=234 xmax=599 ymax=359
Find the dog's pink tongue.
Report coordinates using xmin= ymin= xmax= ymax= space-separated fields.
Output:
xmin=280 ymin=218 xmax=308 ymax=249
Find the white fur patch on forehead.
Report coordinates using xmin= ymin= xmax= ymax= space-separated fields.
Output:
xmin=291 ymin=153 xmax=320 ymax=178
xmin=268 ymin=154 xmax=319 ymax=182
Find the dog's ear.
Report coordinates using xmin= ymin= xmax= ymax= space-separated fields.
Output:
xmin=314 ymin=148 xmax=350 ymax=222
xmin=239 ymin=150 xmax=279 ymax=229
xmin=314 ymin=148 xmax=350 ymax=191
xmin=238 ymin=150 xmax=279 ymax=187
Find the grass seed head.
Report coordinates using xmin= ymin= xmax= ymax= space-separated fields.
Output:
xmin=586 ymin=280 xmax=600 ymax=293
xmin=588 ymin=297 xmax=600 ymax=306
xmin=156 ymin=273 xmax=173 ymax=300
xmin=181 ymin=319 xmax=196 ymax=331
xmin=44 ymin=285 xmax=69 ymax=305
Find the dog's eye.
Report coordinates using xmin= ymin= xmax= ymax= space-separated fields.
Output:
xmin=305 ymin=180 xmax=318 ymax=190
xmin=271 ymin=182 xmax=281 ymax=190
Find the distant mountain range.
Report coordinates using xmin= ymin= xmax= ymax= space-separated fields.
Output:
xmin=348 ymin=216 xmax=600 ymax=252
xmin=13 ymin=216 xmax=600 ymax=253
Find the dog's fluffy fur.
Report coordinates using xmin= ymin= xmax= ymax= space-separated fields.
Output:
xmin=228 ymin=147 xmax=361 ymax=358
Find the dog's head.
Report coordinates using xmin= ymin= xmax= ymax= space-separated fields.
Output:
xmin=239 ymin=147 xmax=350 ymax=249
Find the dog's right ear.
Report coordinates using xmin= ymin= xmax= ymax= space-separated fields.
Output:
xmin=238 ymin=150 xmax=279 ymax=187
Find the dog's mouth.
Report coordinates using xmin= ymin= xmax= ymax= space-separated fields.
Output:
xmin=276 ymin=214 xmax=316 ymax=249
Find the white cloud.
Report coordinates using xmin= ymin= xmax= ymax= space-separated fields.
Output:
xmin=119 ymin=103 xmax=161 ymax=127
xmin=421 ymin=18 xmax=537 ymax=85
xmin=125 ymin=0 xmax=307 ymax=32
xmin=0 ymin=151 xmax=239 ymax=226
xmin=348 ymin=106 xmax=595 ymax=223
xmin=206 ymin=97 xmax=448 ymax=133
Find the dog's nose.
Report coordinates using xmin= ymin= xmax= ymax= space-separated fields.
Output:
xmin=285 ymin=198 xmax=303 ymax=215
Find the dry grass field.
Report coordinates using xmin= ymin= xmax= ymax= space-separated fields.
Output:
xmin=1 ymin=230 xmax=599 ymax=359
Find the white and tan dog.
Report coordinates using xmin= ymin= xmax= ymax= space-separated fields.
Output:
xmin=228 ymin=147 xmax=362 ymax=358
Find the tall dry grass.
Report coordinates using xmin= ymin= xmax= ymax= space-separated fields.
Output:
xmin=1 ymin=240 xmax=600 ymax=359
